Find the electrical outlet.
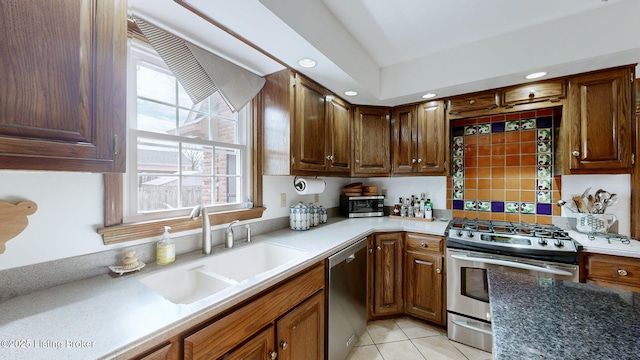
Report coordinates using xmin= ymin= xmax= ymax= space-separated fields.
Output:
xmin=314 ymin=194 xmax=319 ymax=202
xmin=381 ymin=188 xmax=388 ymax=196
xmin=280 ymin=193 xmax=286 ymax=207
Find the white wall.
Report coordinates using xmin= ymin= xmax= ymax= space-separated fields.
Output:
xmin=561 ymin=174 xmax=630 ymax=235
xmin=0 ymin=171 xmax=632 ymax=271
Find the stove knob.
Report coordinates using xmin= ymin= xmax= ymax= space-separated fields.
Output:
xmin=554 ymin=239 xmax=564 ymax=248
xmin=538 ymin=238 xmax=548 ymax=246
xmin=456 ymin=230 xmax=463 ymax=237
xmin=466 ymin=231 xmax=474 ymax=238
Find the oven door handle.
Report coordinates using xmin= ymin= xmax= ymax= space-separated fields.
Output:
xmin=450 ymin=254 xmax=574 ymax=276
xmin=451 ymin=319 xmax=493 ymax=336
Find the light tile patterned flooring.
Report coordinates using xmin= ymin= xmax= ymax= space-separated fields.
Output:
xmin=346 ymin=317 xmax=492 ymax=360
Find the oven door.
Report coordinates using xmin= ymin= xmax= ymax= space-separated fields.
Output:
xmin=446 ymin=248 xmax=579 ymax=351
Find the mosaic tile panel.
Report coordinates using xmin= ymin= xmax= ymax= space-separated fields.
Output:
xmin=448 ymin=108 xmax=560 ymax=223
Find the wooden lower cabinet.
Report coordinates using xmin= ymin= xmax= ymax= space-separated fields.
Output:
xmin=368 ymin=233 xmax=404 ymax=317
xmin=368 ymin=232 xmax=446 ymax=326
xmin=276 ymin=291 xmax=324 ymax=360
xmin=582 ymin=252 xmax=640 ymax=292
xmin=128 ymin=262 xmax=324 ymax=360
xmin=224 ymin=326 xmax=276 ymax=360
xmin=405 ymin=251 xmax=444 ymax=325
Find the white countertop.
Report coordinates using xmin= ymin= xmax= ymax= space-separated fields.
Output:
xmin=569 ymin=230 xmax=640 ymax=258
xmin=0 ymin=217 xmax=449 ymax=360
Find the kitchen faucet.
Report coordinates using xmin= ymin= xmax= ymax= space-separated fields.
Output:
xmin=190 ymin=205 xmax=212 ymax=255
xmin=225 ymin=220 xmax=240 ymax=248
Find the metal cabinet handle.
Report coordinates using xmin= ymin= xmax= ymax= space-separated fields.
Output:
xmin=269 ymin=350 xmax=278 ymax=360
xmin=572 ymin=151 xmax=580 ymax=157
xmin=376 ymin=246 xmax=381 ymax=251
xmin=280 ymin=341 xmax=288 ymax=350
xmin=618 ymin=269 xmax=628 ymax=276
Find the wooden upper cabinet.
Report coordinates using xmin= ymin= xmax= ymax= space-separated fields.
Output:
xmin=501 ymin=80 xmax=565 ymax=107
xmin=416 ymin=101 xmax=446 ymax=174
xmin=392 ymin=101 xmax=446 ymax=175
xmin=353 ymin=106 xmax=391 ymax=176
xmin=448 ymin=92 xmax=498 ymax=115
xmin=392 ymin=105 xmax=417 ymax=174
xmin=0 ymin=0 xmax=127 ymax=172
xmin=565 ymin=66 xmax=634 ymax=172
xmin=293 ymin=76 xmax=328 ymax=172
xmin=326 ymin=96 xmax=351 ymax=174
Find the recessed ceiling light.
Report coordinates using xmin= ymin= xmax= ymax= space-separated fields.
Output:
xmin=525 ymin=72 xmax=547 ymax=80
xmin=422 ymin=93 xmax=437 ymax=99
xmin=344 ymin=90 xmax=358 ymax=96
xmin=298 ymin=58 xmax=317 ymax=68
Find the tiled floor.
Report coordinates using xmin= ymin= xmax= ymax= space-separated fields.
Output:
xmin=346 ymin=317 xmax=492 ymax=360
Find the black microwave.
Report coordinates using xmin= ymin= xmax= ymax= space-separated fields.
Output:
xmin=340 ymin=195 xmax=385 ymax=217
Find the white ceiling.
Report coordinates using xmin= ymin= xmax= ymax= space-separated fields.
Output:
xmin=129 ymin=0 xmax=640 ymax=106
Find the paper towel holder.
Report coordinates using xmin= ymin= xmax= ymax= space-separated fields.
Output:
xmin=293 ymin=176 xmax=325 ymax=192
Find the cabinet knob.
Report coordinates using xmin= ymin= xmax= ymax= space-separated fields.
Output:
xmin=269 ymin=350 xmax=278 ymax=360
xmin=436 ymin=268 xmax=441 ymax=274
xmin=529 ymin=89 xmax=536 ymax=97
xmin=417 ymin=158 xmax=422 ymax=163
xmin=376 ymin=246 xmax=381 ymax=251
xmin=355 ymin=159 xmax=360 ymax=164
xmin=572 ymin=150 xmax=580 ymax=157
xmin=280 ymin=341 xmax=289 ymax=350
xmin=326 ymin=155 xmax=334 ymax=161
xmin=368 ymin=248 xmax=373 ymax=253
xmin=469 ymin=99 xmax=475 ymax=105
xmin=412 ymin=158 xmax=417 ymax=164
xmin=420 ymin=242 xmax=427 ymax=248
xmin=618 ymin=269 xmax=628 ymax=276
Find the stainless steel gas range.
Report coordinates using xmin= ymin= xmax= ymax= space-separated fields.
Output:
xmin=445 ymin=218 xmax=582 ymax=352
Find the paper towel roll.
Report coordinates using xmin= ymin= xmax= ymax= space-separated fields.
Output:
xmin=294 ymin=178 xmax=326 ymax=195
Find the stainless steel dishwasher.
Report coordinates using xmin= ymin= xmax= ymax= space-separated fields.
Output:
xmin=328 ymin=237 xmax=367 ymax=360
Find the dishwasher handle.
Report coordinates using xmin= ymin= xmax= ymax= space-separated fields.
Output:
xmin=328 ymin=238 xmax=367 ymax=267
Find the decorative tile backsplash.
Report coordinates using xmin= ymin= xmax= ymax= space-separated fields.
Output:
xmin=447 ymin=108 xmax=561 ymax=224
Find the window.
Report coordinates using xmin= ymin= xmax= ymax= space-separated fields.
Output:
xmin=125 ymin=40 xmax=250 ymax=222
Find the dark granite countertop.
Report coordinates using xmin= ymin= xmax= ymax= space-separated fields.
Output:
xmin=488 ymin=270 xmax=640 ymax=360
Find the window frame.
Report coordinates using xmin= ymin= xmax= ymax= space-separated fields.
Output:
xmin=98 ymin=27 xmax=264 ymax=245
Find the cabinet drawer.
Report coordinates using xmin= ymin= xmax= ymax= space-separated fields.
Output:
xmin=501 ymin=80 xmax=565 ymax=106
xmin=448 ymin=92 xmax=498 ymax=115
xmin=405 ymin=233 xmax=442 ymax=253
xmin=584 ymin=253 xmax=640 ymax=288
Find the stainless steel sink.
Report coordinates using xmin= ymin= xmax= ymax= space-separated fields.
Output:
xmin=140 ymin=242 xmax=308 ymax=304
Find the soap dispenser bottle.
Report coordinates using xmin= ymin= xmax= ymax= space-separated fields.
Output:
xmin=156 ymin=226 xmax=175 ymax=265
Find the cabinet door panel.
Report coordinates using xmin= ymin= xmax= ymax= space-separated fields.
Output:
xmin=405 ymin=252 xmax=443 ymax=324
xmin=0 ymin=0 xmax=126 ymax=172
xmin=327 ymin=97 xmax=351 ymax=173
xmin=392 ymin=105 xmax=416 ymax=174
xmin=353 ymin=106 xmax=390 ymax=176
xmin=276 ymin=291 xmax=324 ymax=360
xmin=294 ymin=76 xmax=327 ymax=171
xmin=372 ymin=233 xmax=403 ymax=316
xmin=567 ymin=68 xmax=632 ymax=171
xmin=224 ymin=326 xmax=275 ymax=360
xmin=416 ymin=101 xmax=446 ymax=174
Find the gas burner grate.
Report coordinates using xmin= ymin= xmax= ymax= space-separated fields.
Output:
xmin=448 ymin=218 xmax=570 ymax=239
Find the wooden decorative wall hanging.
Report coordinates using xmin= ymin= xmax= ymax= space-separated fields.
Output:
xmin=0 ymin=200 xmax=37 ymax=253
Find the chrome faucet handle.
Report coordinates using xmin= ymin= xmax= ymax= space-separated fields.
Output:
xmin=225 ymin=220 xmax=240 ymax=248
